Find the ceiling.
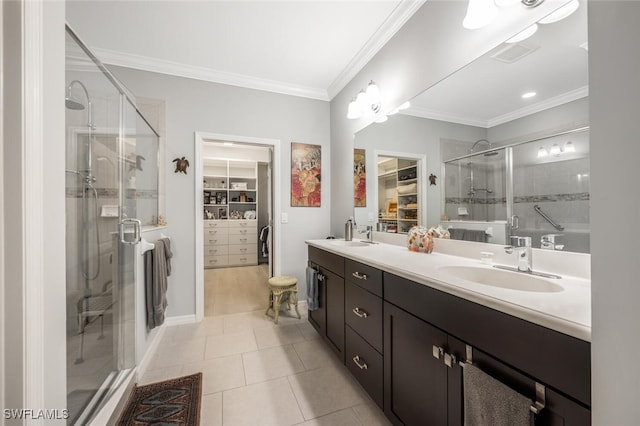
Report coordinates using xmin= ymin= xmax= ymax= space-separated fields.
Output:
xmin=66 ymin=0 xmax=425 ymax=101
xmin=405 ymin=1 xmax=588 ymax=128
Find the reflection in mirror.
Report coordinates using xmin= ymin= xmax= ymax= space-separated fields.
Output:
xmin=353 ymin=1 xmax=589 ymax=252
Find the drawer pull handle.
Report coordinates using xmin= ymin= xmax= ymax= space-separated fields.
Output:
xmin=241 ymin=248 xmax=247 ymax=252
xmin=240 ymin=238 xmax=247 ymax=242
xmin=352 ymin=272 xmax=368 ymax=280
xmin=432 ymin=345 xmax=444 ymax=360
xmin=352 ymin=307 xmax=368 ymax=319
xmin=209 ymin=240 xmax=217 ymax=244
xmin=352 ymin=355 xmax=368 ymax=370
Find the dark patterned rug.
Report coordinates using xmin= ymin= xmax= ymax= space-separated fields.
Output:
xmin=117 ymin=373 xmax=202 ymax=425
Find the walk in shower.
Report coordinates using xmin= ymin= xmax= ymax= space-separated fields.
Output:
xmin=65 ymin=26 xmax=159 ymax=424
xmin=443 ymin=128 xmax=590 ymax=253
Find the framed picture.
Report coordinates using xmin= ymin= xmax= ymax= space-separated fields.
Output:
xmin=291 ymin=142 xmax=321 ymax=207
xmin=354 ymin=148 xmax=366 ymax=207
xmin=218 ymin=208 xmax=227 ymax=219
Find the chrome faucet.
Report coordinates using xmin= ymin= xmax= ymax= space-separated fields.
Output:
xmin=541 ymin=234 xmax=564 ymax=251
xmin=504 ymin=236 xmax=532 ymax=273
xmin=365 ymin=225 xmax=374 ymax=243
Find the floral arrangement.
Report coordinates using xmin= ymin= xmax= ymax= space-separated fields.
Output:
xmin=407 ymin=224 xmax=450 ymax=254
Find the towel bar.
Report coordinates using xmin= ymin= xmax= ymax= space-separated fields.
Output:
xmin=459 ymin=360 xmax=546 ymax=414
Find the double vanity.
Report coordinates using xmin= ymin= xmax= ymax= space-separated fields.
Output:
xmin=306 ymin=238 xmax=590 ymax=425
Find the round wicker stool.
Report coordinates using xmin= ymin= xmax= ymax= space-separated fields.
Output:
xmin=265 ymin=275 xmax=301 ymax=324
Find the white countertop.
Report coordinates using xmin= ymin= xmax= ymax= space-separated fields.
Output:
xmin=306 ymin=239 xmax=591 ymax=342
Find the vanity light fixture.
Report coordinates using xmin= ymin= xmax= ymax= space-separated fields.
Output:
xmin=522 ymin=91 xmax=537 ymax=99
xmin=564 ymin=140 xmax=576 ymax=153
xmin=537 ymin=147 xmax=548 ymax=158
xmin=538 ymin=141 xmax=576 ymax=158
xmin=463 ymin=0 xmax=499 ymax=29
xmin=506 ymin=24 xmax=538 ymax=43
xmin=346 ymin=81 xmax=382 ymax=120
xmin=538 ymin=0 xmax=579 ymax=24
xmin=549 ymin=143 xmax=562 ymax=156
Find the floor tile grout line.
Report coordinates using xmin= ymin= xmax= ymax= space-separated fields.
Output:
xmin=285 ymin=373 xmax=308 ymax=422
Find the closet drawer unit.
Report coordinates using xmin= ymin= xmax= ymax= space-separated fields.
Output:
xmin=204 ymin=234 xmax=229 ymax=246
xmin=229 ymin=234 xmax=255 ymax=245
xmin=204 ymin=245 xmax=229 ymax=257
xmin=228 ymin=253 xmax=257 ymax=266
xmin=204 ymin=220 xmax=229 ymax=229
xmin=228 ymin=220 xmax=256 ymax=229
xmin=228 ymin=227 xmax=257 ymax=236
xmin=345 ymin=281 xmax=383 ymax=353
xmin=345 ymin=326 xmax=383 ymax=408
xmin=204 ymin=228 xmax=228 ymax=238
xmin=229 ymin=244 xmax=257 ymax=255
xmin=345 ymin=259 xmax=383 ymax=297
xmin=204 ymin=255 xmax=229 ymax=268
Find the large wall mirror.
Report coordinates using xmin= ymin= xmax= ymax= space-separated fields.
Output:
xmin=354 ymin=1 xmax=589 ymax=253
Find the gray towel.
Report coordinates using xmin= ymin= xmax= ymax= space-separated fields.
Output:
xmin=450 ymin=228 xmax=466 ymax=240
xmin=306 ymin=266 xmax=319 ymax=311
xmin=463 ymin=229 xmax=487 ymax=243
xmin=144 ymin=241 xmax=169 ymax=329
xmin=159 ymin=237 xmax=173 ymax=276
xmin=463 ymin=363 xmax=533 ymax=426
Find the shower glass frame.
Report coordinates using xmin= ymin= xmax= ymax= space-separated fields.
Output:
xmin=65 ymin=24 xmax=160 ymax=425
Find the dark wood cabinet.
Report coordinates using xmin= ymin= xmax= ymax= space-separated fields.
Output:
xmin=384 ymin=301 xmax=449 ymax=425
xmin=308 ymin=246 xmax=345 ymax=362
xmin=308 ymin=246 xmax=591 ymax=425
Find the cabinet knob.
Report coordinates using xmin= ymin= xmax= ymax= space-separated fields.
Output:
xmin=352 ymin=272 xmax=368 ymax=280
xmin=352 ymin=307 xmax=369 ymax=319
xmin=352 ymin=355 xmax=368 ymax=370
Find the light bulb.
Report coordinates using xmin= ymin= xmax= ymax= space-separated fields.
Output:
xmin=463 ymin=0 xmax=498 ymax=30
xmin=506 ymin=24 xmax=538 ymax=44
xmin=366 ymin=82 xmax=381 ymax=104
xmin=537 ymin=147 xmax=548 ymax=158
xmin=538 ymin=0 xmax=579 ymax=24
xmin=356 ymin=90 xmax=369 ymax=110
xmin=564 ymin=141 xmax=576 ymax=153
xmin=347 ymin=100 xmax=362 ymax=119
xmin=549 ymin=143 xmax=562 ymax=156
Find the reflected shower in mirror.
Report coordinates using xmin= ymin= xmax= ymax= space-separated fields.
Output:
xmin=353 ymin=0 xmax=589 ymax=252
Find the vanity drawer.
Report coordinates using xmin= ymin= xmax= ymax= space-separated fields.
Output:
xmin=228 ymin=220 xmax=256 ymax=228
xmin=204 ymin=245 xmax=229 ymax=256
xmin=204 ymin=255 xmax=228 ymax=268
xmin=229 ymin=244 xmax=257 ymax=255
xmin=204 ymin=234 xmax=229 ymax=246
xmin=204 ymin=220 xmax=228 ymax=228
xmin=345 ymin=325 xmax=383 ymax=408
xmin=308 ymin=246 xmax=344 ymax=277
xmin=345 ymin=281 xmax=383 ymax=353
xmin=345 ymin=259 xmax=382 ymax=297
xmin=229 ymin=234 xmax=255 ymax=245
xmin=228 ymin=227 xmax=257 ymax=236
xmin=228 ymin=253 xmax=257 ymax=266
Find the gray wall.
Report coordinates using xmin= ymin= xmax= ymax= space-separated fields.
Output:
xmin=107 ymin=66 xmax=330 ymax=316
xmin=589 ymin=2 xmax=640 ymax=423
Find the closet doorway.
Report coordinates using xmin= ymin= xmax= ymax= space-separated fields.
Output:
xmin=194 ymin=133 xmax=281 ymax=320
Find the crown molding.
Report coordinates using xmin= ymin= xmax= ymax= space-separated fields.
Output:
xmin=403 ymin=86 xmax=589 ymax=129
xmin=93 ymin=47 xmax=330 ymax=101
xmin=327 ymin=0 xmax=426 ymax=100
xmin=487 ymin=86 xmax=589 ymax=127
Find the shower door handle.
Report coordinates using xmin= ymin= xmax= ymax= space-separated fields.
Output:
xmin=510 ymin=215 xmax=519 ymax=231
xmin=119 ymin=218 xmax=141 ymax=245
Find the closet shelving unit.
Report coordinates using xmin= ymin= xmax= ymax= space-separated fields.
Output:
xmin=378 ymin=157 xmax=420 ymax=234
xmin=203 ymin=159 xmax=258 ymax=268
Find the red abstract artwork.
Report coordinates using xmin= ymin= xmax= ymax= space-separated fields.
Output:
xmin=291 ymin=142 xmax=321 ymax=207
xmin=354 ymin=148 xmax=366 ymax=207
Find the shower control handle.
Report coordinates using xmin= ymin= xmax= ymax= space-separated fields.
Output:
xmin=119 ymin=218 xmax=142 ymax=245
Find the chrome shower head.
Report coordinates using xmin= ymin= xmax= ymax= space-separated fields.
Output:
xmin=65 ymin=79 xmax=90 ymax=110
xmin=65 ymin=96 xmax=85 ymax=110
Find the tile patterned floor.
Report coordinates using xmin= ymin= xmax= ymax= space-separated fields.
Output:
xmin=140 ymin=309 xmax=391 ymax=425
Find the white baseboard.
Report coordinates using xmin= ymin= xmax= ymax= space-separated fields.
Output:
xmin=164 ymin=314 xmax=198 ymax=326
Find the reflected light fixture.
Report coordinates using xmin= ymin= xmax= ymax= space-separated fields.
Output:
xmin=564 ymin=141 xmax=576 ymax=153
xmin=538 ymin=141 xmax=576 ymax=158
xmin=549 ymin=143 xmax=562 ymax=156
xmin=347 ymin=81 xmax=382 ymax=120
xmin=463 ymin=0 xmax=498 ymax=29
xmin=537 ymin=147 xmax=548 ymax=158
xmin=506 ymin=24 xmax=538 ymax=43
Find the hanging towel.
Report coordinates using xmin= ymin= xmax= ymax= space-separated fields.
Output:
xmin=306 ymin=266 xmax=319 ymax=311
xmin=159 ymin=237 xmax=173 ymax=276
xmin=463 ymin=229 xmax=487 ymax=243
xmin=144 ymin=241 xmax=169 ymax=329
xmin=463 ymin=363 xmax=533 ymax=426
xmin=450 ymin=228 xmax=466 ymax=240
xmin=259 ymin=226 xmax=270 ymax=257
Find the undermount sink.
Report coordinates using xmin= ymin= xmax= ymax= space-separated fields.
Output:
xmin=437 ymin=265 xmax=564 ymax=293
xmin=330 ymin=239 xmax=369 ymax=248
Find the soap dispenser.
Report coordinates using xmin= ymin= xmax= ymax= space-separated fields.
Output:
xmin=345 ymin=218 xmax=354 ymax=241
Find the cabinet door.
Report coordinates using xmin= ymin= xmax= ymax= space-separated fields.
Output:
xmin=325 ymin=268 xmax=345 ymax=362
xmin=307 ymin=263 xmax=326 ymax=338
xmin=384 ymin=302 xmax=448 ymax=425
